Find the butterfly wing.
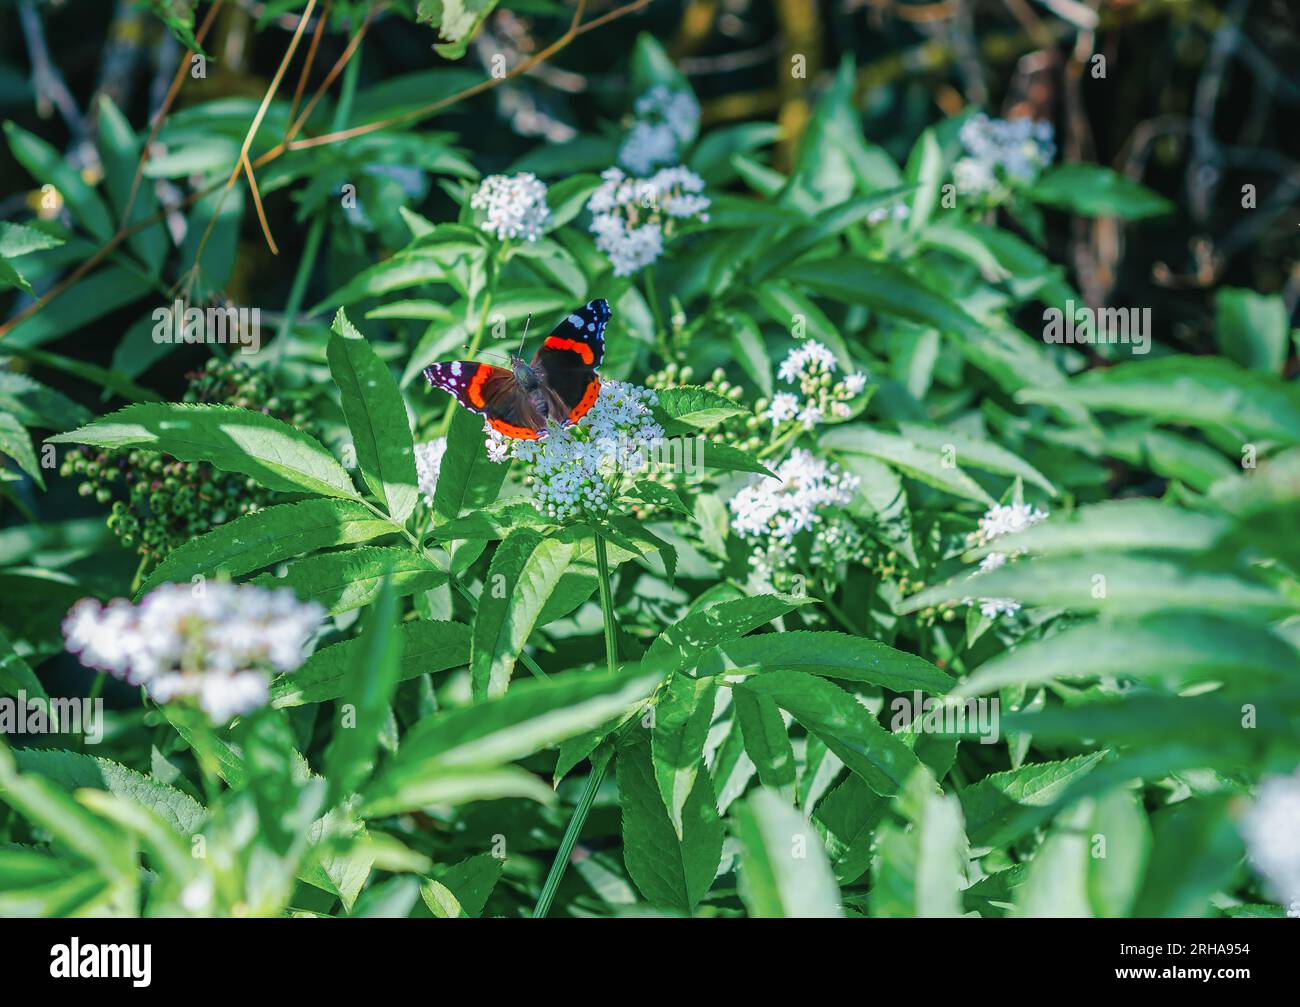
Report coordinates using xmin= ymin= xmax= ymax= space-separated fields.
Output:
xmin=423 ymin=361 xmax=546 ymax=440
xmin=532 ymin=299 xmax=608 ymax=427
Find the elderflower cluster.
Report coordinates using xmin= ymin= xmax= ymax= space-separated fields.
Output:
xmin=763 ymin=341 xmax=868 ymax=431
xmin=587 ymin=166 xmax=710 ymax=276
xmin=618 ymin=85 xmax=700 ymax=175
xmin=63 ymin=583 xmax=325 ymax=723
xmin=1240 ymin=769 xmax=1300 ymax=911
xmin=414 ymin=437 xmax=448 ymax=507
xmin=729 ymin=450 xmax=863 ymax=588
xmin=470 ymin=172 xmax=552 ymax=242
xmin=952 ymin=114 xmax=1056 ymax=197
xmin=965 ymin=501 xmax=1049 ymax=619
xmin=484 ymin=380 xmax=664 ymax=522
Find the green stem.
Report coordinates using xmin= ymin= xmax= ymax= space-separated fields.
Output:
xmin=531 ymin=756 xmax=607 ymax=919
xmin=532 ymin=531 xmax=619 ymax=918
xmin=593 ymin=531 xmax=618 ymax=676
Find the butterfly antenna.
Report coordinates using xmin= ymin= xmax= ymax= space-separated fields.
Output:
xmin=516 ymin=314 xmax=532 ymax=358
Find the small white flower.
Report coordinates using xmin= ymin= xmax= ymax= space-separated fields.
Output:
xmin=777 ymin=341 xmax=837 ymax=384
xmin=486 ymin=380 xmax=663 ymax=522
xmin=954 ymin=114 xmax=1055 ymax=196
xmin=470 ymin=172 xmax=552 ymax=242
xmin=1241 ymin=769 xmax=1300 ymax=908
xmin=586 ymin=166 xmax=709 ymax=276
xmin=729 ymin=449 xmax=859 ymax=545
xmin=844 ymin=372 xmax=868 ymax=396
xmin=964 ymin=501 xmax=1049 ymax=620
xmin=414 ymin=437 xmax=448 ymax=506
xmin=764 ymin=392 xmax=799 ymax=427
xmin=619 ymin=86 xmax=699 ymax=175
xmin=62 ymin=583 xmax=325 ymax=724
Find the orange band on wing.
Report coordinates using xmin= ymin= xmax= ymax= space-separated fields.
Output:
xmin=487 ymin=416 xmax=543 ymax=440
xmin=543 ymin=336 xmax=595 ymax=365
xmin=566 ymin=378 xmax=601 ymax=425
xmin=467 ymin=363 xmax=492 ymax=408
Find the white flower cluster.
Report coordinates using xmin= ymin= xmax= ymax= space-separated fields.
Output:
xmin=952 ymin=114 xmax=1056 ymax=197
xmin=414 ymin=437 xmax=448 ymax=506
xmin=484 ymin=379 xmax=664 ymax=522
xmin=730 ymin=449 xmax=860 ymax=543
xmin=867 ymin=203 xmax=910 ymax=225
xmin=587 ymin=166 xmax=710 ymax=276
xmin=965 ymin=501 xmax=1049 ymax=619
xmin=764 ymin=340 xmax=868 ymax=430
xmin=729 ymin=450 xmax=863 ymax=590
xmin=62 ymin=583 xmax=325 ymax=723
xmin=470 ymin=172 xmax=552 ymax=242
xmin=618 ymin=85 xmax=700 ymax=175
xmin=1241 ymin=769 xmax=1300 ymax=909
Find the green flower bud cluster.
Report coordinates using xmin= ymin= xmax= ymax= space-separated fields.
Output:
xmin=60 ymin=359 xmax=312 ymax=567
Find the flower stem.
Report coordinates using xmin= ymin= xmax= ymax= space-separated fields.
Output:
xmin=593 ymin=531 xmax=618 ymax=676
xmin=531 ymin=531 xmax=619 ymax=918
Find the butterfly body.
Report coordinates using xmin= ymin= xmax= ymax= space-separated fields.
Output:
xmin=424 ymin=299 xmax=609 ymax=441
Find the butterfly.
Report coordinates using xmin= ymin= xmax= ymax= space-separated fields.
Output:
xmin=423 ymin=298 xmax=608 ymax=441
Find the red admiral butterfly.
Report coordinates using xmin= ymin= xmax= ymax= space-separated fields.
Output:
xmin=423 ymin=298 xmax=608 ymax=441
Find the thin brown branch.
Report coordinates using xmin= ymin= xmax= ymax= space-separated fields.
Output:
xmin=288 ymin=0 xmax=333 ymax=127
xmin=243 ymin=154 xmax=279 ymax=255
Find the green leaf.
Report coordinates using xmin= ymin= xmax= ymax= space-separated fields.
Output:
xmin=0 ymin=744 xmax=137 ymax=882
xmin=1215 ymin=287 xmax=1289 ymax=374
xmin=1010 ymin=798 xmax=1094 ymax=917
xmin=644 ymin=593 xmax=810 ymax=677
xmin=733 ymin=689 xmax=796 ymax=802
xmin=0 ymin=371 xmax=91 ymax=429
xmin=871 ymin=768 xmax=967 ymax=918
xmin=962 ymin=499 xmax=1227 ymax=562
xmin=654 ymin=385 xmax=749 ymax=429
xmin=366 ymin=669 xmax=661 ymax=814
xmin=1019 ymin=356 xmax=1300 ymax=445
xmin=954 ymin=612 xmax=1300 ymax=698
xmin=1133 ymin=796 xmax=1242 ymax=918
xmin=0 ymin=411 xmax=44 ymax=488
xmin=1027 ymin=164 xmax=1173 ymax=220
xmin=328 ymin=310 xmax=419 ymax=523
xmin=96 ymin=95 xmax=167 ymax=272
xmin=275 ymin=619 xmax=469 ymax=708
xmin=325 ymin=578 xmax=404 ymax=803
xmin=902 ymin=554 xmax=1290 ymax=618
xmin=898 ymin=422 xmax=1055 ymax=496
xmin=707 ymin=631 xmax=953 ymax=694
xmin=618 ymin=729 xmax=722 ymax=915
xmin=701 ymin=440 xmax=776 ymax=478
xmin=12 ymin=747 xmax=205 ymax=835
xmin=49 ymin=403 xmax=359 ymax=499
xmin=417 ymin=0 xmax=500 ymax=60
xmin=4 ymin=122 xmax=114 ymax=241
xmin=652 ymin=674 xmax=717 ymax=836
xmin=1087 ymin=788 xmax=1150 ymax=918
xmin=470 ymin=529 xmax=576 ymax=698
xmin=432 ymin=405 xmax=509 ymax=523
xmin=782 ymin=258 xmax=981 ymax=339
xmin=0 ymin=627 xmax=47 ymax=702
xmin=958 ymin=752 xmax=1107 ymax=847
xmin=740 ymin=672 xmax=920 ymax=797
xmin=0 ymin=221 xmax=63 ymax=258
xmin=423 ymin=853 xmax=503 ymax=918
xmin=733 ymin=788 xmax=843 ymax=918
xmin=140 ymin=499 xmax=399 ymax=595
xmin=251 ymin=546 xmax=446 ymax=615
xmin=813 ymin=774 xmax=886 ymax=884
xmin=821 ymin=425 xmax=993 ymax=504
